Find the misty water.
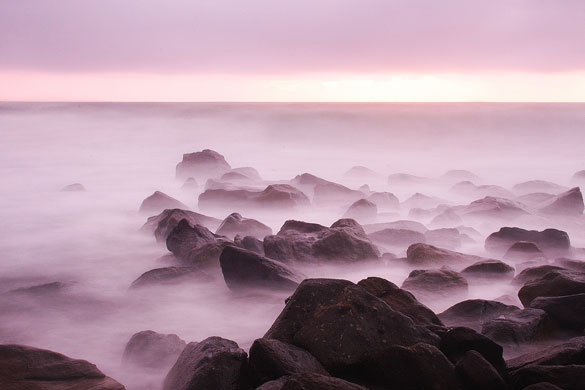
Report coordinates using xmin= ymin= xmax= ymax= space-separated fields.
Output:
xmin=1 ymin=102 xmax=584 ymax=389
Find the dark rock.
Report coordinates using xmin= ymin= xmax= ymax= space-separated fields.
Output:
xmin=507 ymin=336 xmax=585 ymax=370
xmin=401 ymin=268 xmax=468 ymax=301
xmin=368 ymin=228 xmax=425 ymax=248
xmin=179 ymin=241 xmax=235 ymax=268
xmin=461 ymin=259 xmax=515 ymax=279
xmin=530 ymin=294 xmax=585 ymax=332
xmin=481 ymin=308 xmax=554 ymax=344
xmin=343 ymin=199 xmax=377 ymax=222
xmin=166 ymin=219 xmax=220 ymax=259
xmin=405 ymin=242 xmax=486 ymax=267
xmin=366 ymin=192 xmax=399 ymax=210
xmin=505 ymin=241 xmax=546 ymax=261
xmin=220 ymin=246 xmax=301 ymax=291
xmin=199 ymin=184 xmax=310 ymax=211
xmin=264 ymin=219 xmax=379 ymax=263
xmin=263 ymin=279 xmax=439 ymax=376
xmin=439 ymin=299 xmax=520 ymax=332
xmin=235 ymin=235 xmax=264 ymax=255
xmin=0 ymin=344 xmax=125 ymax=390
xmin=357 ymin=277 xmax=443 ymax=327
xmin=61 ymin=183 xmax=85 ymax=191
xmin=176 ymin=149 xmax=231 ymax=179
xmin=256 ymin=373 xmax=365 ymax=390
xmin=142 ymin=208 xmax=221 ymax=242
xmin=162 ymin=337 xmax=248 ymax=390
xmin=520 ymin=383 xmax=563 ymax=390
xmin=455 ymin=350 xmax=507 ymax=390
xmin=485 ymin=227 xmax=571 ymax=256
xmin=518 ymin=269 xmax=585 ymax=306
xmin=139 ymin=191 xmax=189 ymax=214
xmin=513 ymin=265 xmax=566 ymax=286
xmin=554 ymin=258 xmax=585 ymax=272
xmin=216 ymin=213 xmax=272 ymax=240
xmin=510 ymin=365 xmax=585 ymax=390
xmin=130 ymin=267 xmax=211 ymax=288
xmin=538 ymin=187 xmax=584 ymax=216
xmin=248 ymin=338 xmax=328 ymax=384
xmin=122 ymin=330 xmax=186 ymax=369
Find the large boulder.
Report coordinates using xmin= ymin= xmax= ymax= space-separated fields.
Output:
xmin=162 ymin=337 xmax=249 ymax=390
xmin=219 ymin=246 xmax=301 ymax=291
xmin=248 ymin=338 xmax=328 ymax=384
xmin=485 ymin=227 xmax=571 ymax=256
xmin=401 ymin=268 xmax=468 ymax=302
xmin=0 ymin=344 xmax=125 ymax=390
xmin=512 ymin=265 xmax=566 ymax=286
xmin=507 ymin=336 xmax=585 ymax=370
xmin=166 ymin=220 xmax=221 ymax=259
xmin=130 ymin=267 xmax=211 ymax=288
xmin=357 ymin=277 xmax=443 ymax=327
xmin=510 ymin=365 xmax=585 ymax=390
xmin=455 ymin=350 xmax=507 ymax=390
xmin=342 ymin=199 xmax=377 ymax=222
xmin=439 ymin=299 xmax=520 ymax=332
xmin=256 ymin=373 xmax=365 ymax=390
xmin=263 ymin=219 xmax=379 ymax=263
xmin=122 ymin=330 xmax=186 ymax=369
xmin=530 ymin=294 xmax=585 ymax=332
xmin=199 ymin=184 xmax=310 ymax=211
xmin=518 ymin=269 xmax=585 ymax=306
xmin=405 ymin=243 xmax=486 ymax=267
xmin=504 ymin=241 xmax=546 ymax=261
xmin=216 ymin=213 xmax=272 ymax=240
xmin=538 ymin=187 xmax=584 ymax=216
xmin=461 ymin=259 xmax=515 ymax=280
xmin=142 ymin=209 xmax=221 ymax=242
xmin=176 ymin=149 xmax=231 ymax=179
xmin=235 ymin=235 xmax=265 ymax=255
xmin=263 ymin=279 xmax=439 ymax=378
xmin=481 ymin=308 xmax=554 ymax=344
xmin=139 ymin=191 xmax=189 ymax=214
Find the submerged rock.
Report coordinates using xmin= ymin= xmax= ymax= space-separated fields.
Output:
xmin=176 ymin=149 xmax=231 ymax=179
xmin=256 ymin=373 xmax=365 ymax=390
xmin=0 ymin=344 xmax=125 ymax=390
xmin=368 ymin=228 xmax=426 ymax=248
xmin=219 ymin=246 xmax=301 ymax=291
xmin=405 ymin=243 xmax=487 ymax=267
xmin=461 ymin=259 xmax=515 ymax=279
xmin=439 ymin=299 xmax=520 ymax=332
xmin=199 ymin=184 xmax=310 ymax=211
xmin=530 ymin=293 xmax=585 ymax=332
xmin=485 ymin=227 xmax=571 ymax=256
xmin=401 ymin=268 xmax=468 ymax=301
xmin=512 ymin=180 xmax=567 ymax=195
xmin=142 ymin=208 xmax=221 ymax=241
xmin=518 ymin=269 xmax=585 ymax=306
xmin=459 ymin=196 xmax=528 ymax=220
xmin=122 ymin=330 xmax=186 ymax=369
xmin=139 ymin=191 xmax=189 ymax=214
xmin=130 ymin=267 xmax=212 ymax=288
xmin=166 ymin=219 xmax=221 ymax=259
xmin=216 ymin=213 xmax=272 ymax=240
xmin=264 ymin=219 xmax=379 ymax=263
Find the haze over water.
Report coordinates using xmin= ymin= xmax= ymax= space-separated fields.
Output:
xmin=1 ymin=102 xmax=584 ymax=389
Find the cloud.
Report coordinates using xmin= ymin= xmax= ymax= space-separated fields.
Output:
xmin=1 ymin=0 xmax=584 ymax=74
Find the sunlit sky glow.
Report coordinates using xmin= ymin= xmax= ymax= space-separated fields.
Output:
xmin=1 ymin=0 xmax=585 ymax=102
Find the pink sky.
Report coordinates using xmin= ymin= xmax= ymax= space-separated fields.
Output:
xmin=1 ymin=0 xmax=585 ymax=101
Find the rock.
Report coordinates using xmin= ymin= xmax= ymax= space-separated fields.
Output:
xmin=139 ymin=191 xmax=189 ymax=214
xmin=425 ymin=228 xmax=462 ymax=249
xmin=554 ymin=258 xmax=585 ymax=272
xmin=216 ymin=213 xmax=272 ymax=240
xmin=181 ymin=177 xmax=198 ymax=190
xmin=366 ymin=192 xmax=399 ymax=210
xmin=290 ymin=173 xmax=333 ymax=188
xmin=8 ymin=282 xmax=69 ymax=296
xmin=357 ymin=277 xmax=443 ymax=327
xmin=510 ymin=365 xmax=585 ymax=390
xmin=368 ymin=228 xmax=426 ymax=248
xmin=176 ymin=149 xmax=231 ymax=179
xmin=513 ymin=265 xmax=566 ymax=286
xmin=264 ymin=219 xmax=379 ymax=263
xmin=235 ymin=235 xmax=265 ymax=255
xmin=518 ymin=269 xmax=585 ymax=306
xmin=507 ymin=336 xmax=585 ymax=370
xmin=219 ymin=246 xmax=301 ymax=291
xmin=388 ymin=173 xmax=433 ymax=185
xmin=461 ymin=259 xmax=515 ymax=279
xmin=162 ymin=337 xmax=248 ymax=390
xmin=142 ymin=208 xmax=221 ymax=242
xmin=530 ymin=294 xmax=585 ymax=332
xmin=505 ymin=241 xmax=546 ymax=261
xmin=455 ymin=350 xmax=507 ymax=390
xmin=130 ymin=267 xmax=211 ymax=288
xmin=486 ymin=227 xmax=571 ymax=256
xmin=199 ymin=184 xmax=310 ymax=211
xmin=0 ymin=344 xmax=125 ymax=390
xmin=572 ymin=170 xmax=585 ymax=184
xmin=263 ymin=279 xmax=439 ymax=377
xmin=405 ymin=243 xmax=486 ymax=267
xmin=230 ymin=167 xmax=262 ymax=181
xmin=439 ymin=299 xmax=520 ymax=332
xmin=451 ymin=181 xmax=515 ymax=199
xmin=460 ymin=196 xmax=529 ymax=220
xmin=438 ymin=326 xmax=506 ymax=375
xmin=538 ymin=187 xmax=584 ymax=216
xmin=166 ymin=219 xmax=220 ymax=259
xmin=517 ymin=192 xmax=556 ymax=206
xmin=342 ymin=199 xmax=377 ymax=222
xmin=343 ymin=166 xmax=379 ymax=179
xmin=256 ymin=373 xmax=365 ymax=390
xmin=61 ymin=183 xmax=85 ymax=191
xmin=363 ymin=220 xmax=428 ymax=234
xmin=248 ymin=338 xmax=328 ymax=384
xmin=512 ymin=180 xmax=567 ymax=195
xmin=430 ymin=209 xmax=463 ymax=228
xmin=361 ymin=343 xmax=464 ymax=390
xmin=442 ymin=169 xmax=479 ymax=182
xmin=220 ymin=171 xmax=255 ymax=182
xmin=401 ymin=268 xmax=468 ymax=302
xmin=312 ymin=183 xmax=363 ymax=205
xmin=402 ymin=192 xmax=445 ymax=209
xmin=481 ymin=308 xmax=554 ymax=344
xmin=179 ymin=241 xmax=235 ymax=268
xmin=122 ymin=330 xmax=186 ymax=369
xmin=520 ymin=383 xmax=563 ymax=390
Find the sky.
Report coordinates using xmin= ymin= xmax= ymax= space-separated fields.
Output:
xmin=1 ymin=0 xmax=585 ymax=102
